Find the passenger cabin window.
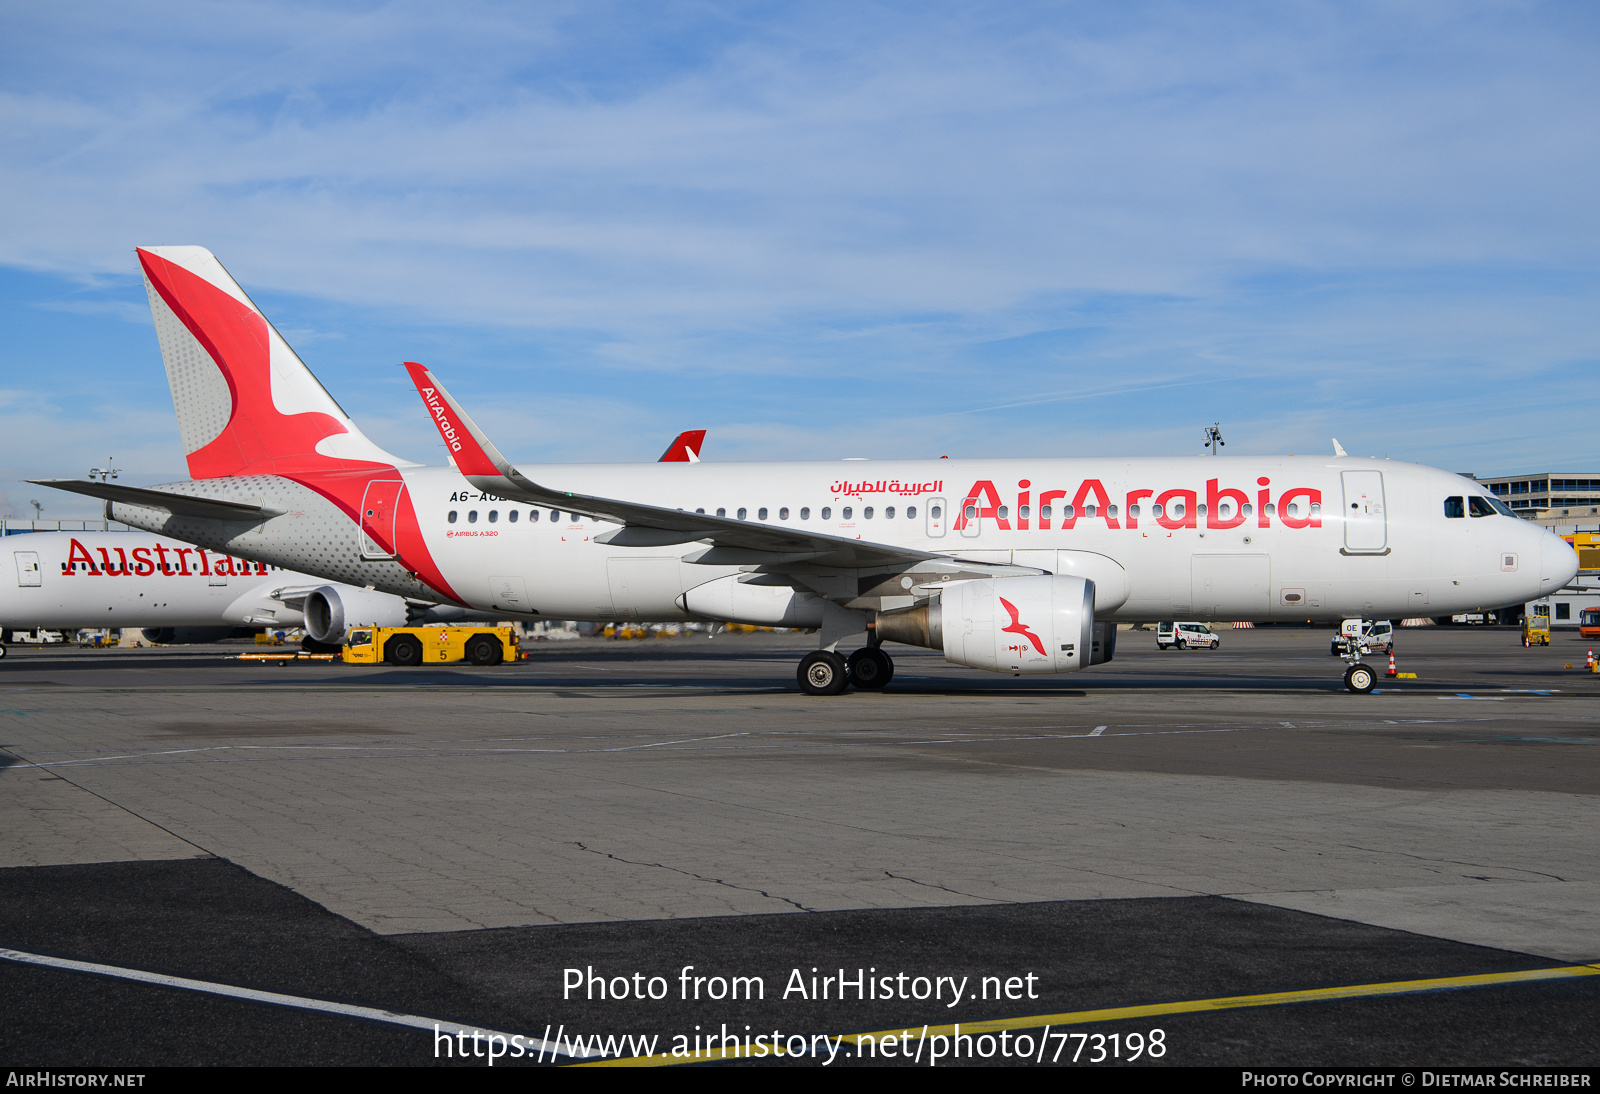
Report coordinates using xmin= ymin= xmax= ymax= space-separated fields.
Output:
xmin=468 ymin=510 xmax=479 ymax=523
xmin=864 ymin=507 xmax=873 ymax=519
xmin=1468 ymin=496 xmax=1496 ymax=518
xmin=821 ymin=507 xmax=832 ymax=520
xmin=843 ymin=507 xmax=853 ymax=520
xmin=885 ymin=506 xmax=895 ymax=519
xmin=530 ymin=510 xmax=540 ymax=522
xmin=758 ymin=507 xmax=768 ymax=520
xmin=549 ymin=510 xmax=560 ymax=522
xmin=779 ymin=507 xmax=789 ymax=520
xmin=448 ymin=510 xmax=458 ymax=523
xmin=800 ymin=507 xmax=810 ymax=519
xmin=929 ymin=505 xmax=939 ymax=519
xmin=488 ymin=510 xmax=498 ymax=523
xmin=717 ymin=508 xmax=726 ymax=518
xmin=1445 ymin=497 xmax=1465 ymax=518
xmin=737 ymin=508 xmax=747 ymax=520
xmin=509 ymin=510 xmax=518 ymax=522
xmin=906 ymin=506 xmax=916 ymax=519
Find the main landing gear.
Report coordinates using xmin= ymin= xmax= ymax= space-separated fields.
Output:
xmin=797 ymin=646 xmax=895 ymax=696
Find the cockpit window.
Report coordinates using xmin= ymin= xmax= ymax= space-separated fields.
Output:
xmin=1485 ymin=496 xmax=1516 ymax=518
xmin=1444 ymin=496 xmax=1465 ymax=518
xmin=1468 ymin=496 xmax=1497 ymax=518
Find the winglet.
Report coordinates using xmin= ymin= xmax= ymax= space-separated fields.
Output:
xmin=658 ymin=430 xmax=706 ymax=463
xmin=403 ymin=361 xmax=510 ymax=479
xmin=1332 ymin=438 xmax=1348 ymax=457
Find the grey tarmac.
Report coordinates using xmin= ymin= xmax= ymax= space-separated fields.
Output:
xmin=0 ymin=625 xmax=1595 ymax=1066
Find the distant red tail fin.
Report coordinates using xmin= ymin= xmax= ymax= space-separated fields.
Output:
xmin=658 ymin=430 xmax=707 ymax=462
xmin=137 ymin=246 xmax=403 ymax=479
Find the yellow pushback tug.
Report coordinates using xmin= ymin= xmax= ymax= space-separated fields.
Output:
xmin=341 ymin=625 xmax=519 ymax=665
xmin=241 ymin=625 xmax=519 ymax=666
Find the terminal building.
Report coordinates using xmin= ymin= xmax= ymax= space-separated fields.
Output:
xmin=1461 ymin=473 xmax=1600 ymax=628
xmin=1461 ymin=472 xmax=1600 ymax=529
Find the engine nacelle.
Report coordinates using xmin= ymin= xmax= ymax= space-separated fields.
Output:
xmin=877 ymin=575 xmax=1099 ymax=674
xmin=303 ymin=585 xmax=410 ymax=643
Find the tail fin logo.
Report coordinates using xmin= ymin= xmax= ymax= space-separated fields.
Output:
xmin=137 ymin=247 xmax=389 ymax=479
xmin=999 ymin=597 xmax=1046 ymax=657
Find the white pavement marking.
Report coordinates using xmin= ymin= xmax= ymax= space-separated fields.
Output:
xmin=1088 ymin=726 xmax=1107 ymax=736
xmin=0 ymin=946 xmax=593 ymax=1060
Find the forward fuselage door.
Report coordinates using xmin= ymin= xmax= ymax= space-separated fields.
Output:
xmin=14 ymin=552 xmax=41 ymax=587
xmin=359 ymin=480 xmax=407 ymax=560
xmin=1341 ymin=471 xmax=1388 ymax=553
xmin=925 ymin=498 xmax=947 ymax=538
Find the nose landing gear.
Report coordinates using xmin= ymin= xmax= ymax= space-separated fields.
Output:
xmin=1343 ymin=662 xmax=1377 ymax=694
xmin=1339 ymin=617 xmax=1377 ymax=693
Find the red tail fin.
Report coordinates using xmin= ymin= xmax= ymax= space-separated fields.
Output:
xmin=138 ymin=246 xmax=404 ymax=479
xmin=658 ymin=430 xmax=707 ymax=462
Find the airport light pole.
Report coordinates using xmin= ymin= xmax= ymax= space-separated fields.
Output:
xmin=1203 ymin=423 xmax=1225 ymax=455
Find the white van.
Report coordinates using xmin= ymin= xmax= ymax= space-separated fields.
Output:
xmin=1330 ymin=620 xmax=1393 ymax=655
xmin=1157 ymin=622 xmax=1220 ymax=650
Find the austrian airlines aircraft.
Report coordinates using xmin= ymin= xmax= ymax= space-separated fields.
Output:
xmin=37 ymin=247 xmax=1579 ymax=694
xmin=0 ymin=531 xmax=488 ymax=650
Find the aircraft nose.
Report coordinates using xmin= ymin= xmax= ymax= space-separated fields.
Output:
xmin=1540 ymin=531 xmax=1579 ymax=593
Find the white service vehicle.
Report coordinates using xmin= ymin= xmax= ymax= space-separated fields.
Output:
xmin=1331 ymin=619 xmax=1393 ymax=655
xmin=1157 ymin=622 xmax=1220 ymax=650
xmin=35 ymin=246 xmax=1581 ymax=695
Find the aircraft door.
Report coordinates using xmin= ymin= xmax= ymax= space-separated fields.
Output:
xmin=926 ymin=498 xmax=947 ymax=538
xmin=1341 ymin=471 xmax=1388 ymax=553
xmin=360 ymin=480 xmax=407 ymax=560
xmin=14 ymin=552 xmax=41 ymax=587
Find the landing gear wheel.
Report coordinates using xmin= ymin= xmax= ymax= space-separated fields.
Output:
xmin=846 ymin=647 xmax=894 ymax=689
xmin=798 ymin=650 xmax=850 ymax=696
xmin=384 ymin=634 xmax=423 ymax=666
xmin=465 ymin=634 xmax=502 ymax=666
xmin=1344 ymin=663 xmax=1376 ymax=694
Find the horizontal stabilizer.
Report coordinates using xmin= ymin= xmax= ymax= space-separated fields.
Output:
xmin=30 ymin=480 xmax=284 ymax=522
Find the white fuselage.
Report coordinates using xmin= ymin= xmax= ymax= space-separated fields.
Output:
xmin=2 ymin=531 xmax=312 ymax=631
xmin=391 ymin=455 xmax=1568 ymax=623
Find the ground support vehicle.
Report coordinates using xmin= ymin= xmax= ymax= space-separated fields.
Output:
xmin=1581 ymin=607 xmax=1600 ymax=641
xmin=1332 ymin=620 xmax=1394 ymax=655
xmin=1157 ymin=622 xmax=1220 ymax=650
xmin=341 ymin=625 xmax=519 ymax=667
xmin=1522 ymin=615 xmax=1551 ymax=647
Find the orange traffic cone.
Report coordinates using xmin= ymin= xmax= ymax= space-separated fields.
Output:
xmin=1386 ymin=650 xmax=1398 ymax=677
xmin=1589 ymin=648 xmax=1595 ymax=672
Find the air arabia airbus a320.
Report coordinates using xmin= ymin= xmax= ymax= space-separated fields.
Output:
xmin=37 ymin=247 xmax=1578 ymax=694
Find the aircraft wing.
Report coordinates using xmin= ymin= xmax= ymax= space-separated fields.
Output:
xmin=29 ymin=480 xmax=285 ymax=522
xmin=658 ymin=430 xmax=706 ymax=462
xmin=403 ymin=362 xmax=949 ymax=571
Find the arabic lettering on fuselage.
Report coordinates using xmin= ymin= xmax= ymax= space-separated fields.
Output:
xmin=830 ymin=480 xmax=944 ymax=497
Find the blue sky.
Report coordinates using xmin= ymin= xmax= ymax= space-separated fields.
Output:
xmin=3 ymin=1 xmax=1597 ymax=517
